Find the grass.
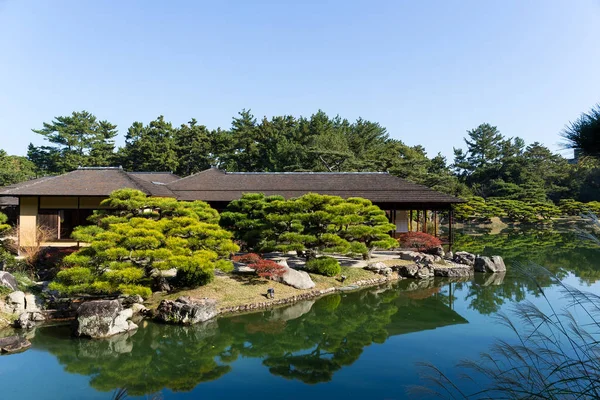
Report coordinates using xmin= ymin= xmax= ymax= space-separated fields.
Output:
xmin=380 ymin=259 xmax=414 ymax=267
xmin=149 ymin=266 xmax=380 ymax=310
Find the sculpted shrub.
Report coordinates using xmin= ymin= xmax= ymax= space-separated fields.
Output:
xmin=398 ymin=232 xmax=442 ymax=252
xmin=222 ymin=193 xmax=397 ymax=260
xmin=305 ymin=256 xmax=341 ymax=277
xmin=49 ymin=189 xmax=239 ymax=298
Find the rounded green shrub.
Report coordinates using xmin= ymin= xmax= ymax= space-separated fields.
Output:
xmin=305 ymin=256 xmax=341 ymax=277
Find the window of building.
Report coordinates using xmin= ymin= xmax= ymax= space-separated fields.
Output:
xmin=37 ymin=209 xmax=94 ymax=240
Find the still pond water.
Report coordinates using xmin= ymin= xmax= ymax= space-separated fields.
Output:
xmin=1 ymin=227 xmax=600 ymax=399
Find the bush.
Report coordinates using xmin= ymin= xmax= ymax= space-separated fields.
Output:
xmin=305 ymin=256 xmax=341 ymax=277
xmin=398 ymin=232 xmax=442 ymax=252
xmin=232 ymin=253 xmax=286 ymax=278
xmin=175 ymin=264 xmax=214 ymax=288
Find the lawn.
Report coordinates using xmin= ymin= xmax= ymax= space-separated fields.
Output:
xmin=149 ymin=266 xmax=380 ymax=310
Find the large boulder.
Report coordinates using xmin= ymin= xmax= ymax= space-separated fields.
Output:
xmin=364 ymin=262 xmax=393 ymax=276
xmin=155 ymin=296 xmax=217 ymax=325
xmin=397 ymin=264 xmax=420 ymax=279
xmin=454 ymin=251 xmax=476 ymax=266
xmin=274 ymin=267 xmax=315 ymax=290
xmin=15 ymin=311 xmax=45 ymax=330
xmin=434 ymin=265 xmax=474 ymax=278
xmin=0 ymin=335 xmax=31 ymax=354
xmin=75 ymin=300 xmax=138 ymax=339
xmin=491 ymin=256 xmax=506 ymax=272
xmin=0 ymin=272 xmax=18 ymax=291
xmin=474 ymin=256 xmax=506 ymax=273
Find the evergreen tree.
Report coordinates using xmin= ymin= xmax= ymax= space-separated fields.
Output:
xmin=29 ymin=110 xmax=117 ymax=173
xmin=0 ymin=150 xmax=37 ymax=185
xmin=174 ymin=119 xmax=214 ymax=176
xmin=119 ymin=116 xmax=178 ymax=172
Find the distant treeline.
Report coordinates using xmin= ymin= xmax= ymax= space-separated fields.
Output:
xmin=2 ymin=108 xmax=600 ymax=207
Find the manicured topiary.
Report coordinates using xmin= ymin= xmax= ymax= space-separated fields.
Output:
xmin=49 ymin=189 xmax=239 ymax=298
xmin=305 ymin=256 xmax=341 ymax=277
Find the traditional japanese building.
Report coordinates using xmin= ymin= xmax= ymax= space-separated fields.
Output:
xmin=0 ymin=167 xmax=464 ymax=248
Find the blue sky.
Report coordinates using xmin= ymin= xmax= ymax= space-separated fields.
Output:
xmin=1 ymin=0 xmax=599 ymax=160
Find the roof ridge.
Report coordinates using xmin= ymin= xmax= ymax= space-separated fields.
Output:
xmin=167 ymin=167 xmax=223 ymax=186
xmin=226 ymin=171 xmax=390 ymax=175
xmin=121 ymin=170 xmax=152 ymax=194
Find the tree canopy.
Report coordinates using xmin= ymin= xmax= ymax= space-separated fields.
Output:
xmin=221 ymin=193 xmax=397 ymax=260
xmin=49 ymin=189 xmax=239 ymax=298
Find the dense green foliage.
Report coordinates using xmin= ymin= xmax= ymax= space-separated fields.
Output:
xmin=221 ymin=193 xmax=397 ymax=259
xmin=561 ymin=103 xmax=600 ymax=158
xmin=2 ymin=104 xmax=597 ymax=219
xmin=305 ymin=256 xmax=341 ymax=276
xmin=49 ymin=189 xmax=239 ymax=297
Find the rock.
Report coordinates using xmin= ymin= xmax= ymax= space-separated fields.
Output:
xmin=274 ymin=267 xmax=315 ymax=290
xmin=5 ymin=291 xmax=25 ymax=314
xmin=427 ymin=246 xmax=445 ymax=257
xmin=0 ymin=335 xmax=31 ymax=354
xmin=474 ymin=256 xmax=506 ymax=273
xmin=491 ymin=256 xmax=506 ymax=272
xmin=15 ymin=311 xmax=45 ymax=330
xmin=397 ymin=264 xmax=420 ymax=279
xmin=454 ymin=251 xmax=476 ymax=266
xmin=120 ymin=295 xmax=144 ymax=308
xmin=131 ymin=303 xmax=149 ymax=315
xmin=150 ymin=268 xmax=177 ymax=278
xmin=75 ymin=300 xmax=138 ymax=339
xmin=364 ymin=262 xmax=393 ymax=276
xmin=398 ymin=251 xmax=420 ymax=261
xmin=416 ymin=265 xmax=435 ymax=279
xmin=155 ymin=296 xmax=217 ymax=325
xmin=151 ymin=276 xmax=171 ymax=292
xmin=445 ymin=251 xmax=454 ymax=260
xmin=434 ymin=266 xmax=474 ymax=278
xmin=0 ymin=271 xmax=18 ymax=291
xmin=232 ymin=262 xmax=255 ymax=273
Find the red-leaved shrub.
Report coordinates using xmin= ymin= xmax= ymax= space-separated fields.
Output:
xmin=397 ymin=232 xmax=442 ymax=252
xmin=232 ymin=253 xmax=286 ymax=278
xmin=232 ymin=253 xmax=261 ymax=264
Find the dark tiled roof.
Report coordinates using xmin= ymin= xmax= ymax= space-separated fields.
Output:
xmin=0 ymin=168 xmax=177 ymax=197
xmin=0 ymin=196 xmax=18 ymax=206
xmin=168 ymin=168 xmax=463 ymax=204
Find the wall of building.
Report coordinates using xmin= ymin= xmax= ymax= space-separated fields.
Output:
xmin=18 ymin=197 xmax=38 ymax=247
xmin=17 ymin=196 xmax=108 ymax=247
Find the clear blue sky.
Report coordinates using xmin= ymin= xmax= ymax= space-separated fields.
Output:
xmin=1 ymin=0 xmax=599 ymax=160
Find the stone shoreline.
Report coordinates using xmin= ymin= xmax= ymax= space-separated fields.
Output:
xmin=218 ymin=275 xmax=399 ymax=315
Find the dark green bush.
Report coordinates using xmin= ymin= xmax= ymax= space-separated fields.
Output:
xmin=305 ymin=256 xmax=341 ymax=277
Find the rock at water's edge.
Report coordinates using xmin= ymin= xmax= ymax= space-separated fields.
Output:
xmin=75 ymin=299 xmax=138 ymax=339
xmin=0 ymin=335 xmax=31 ymax=354
xmin=474 ymin=256 xmax=506 ymax=273
xmin=155 ymin=296 xmax=217 ymax=325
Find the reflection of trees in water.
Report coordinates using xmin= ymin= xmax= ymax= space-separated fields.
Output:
xmin=33 ymin=283 xmax=467 ymax=393
xmin=33 ymin=321 xmax=232 ymax=396
xmin=455 ymin=227 xmax=600 ymax=284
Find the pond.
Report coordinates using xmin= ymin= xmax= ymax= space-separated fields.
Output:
xmin=1 ymin=227 xmax=600 ymax=399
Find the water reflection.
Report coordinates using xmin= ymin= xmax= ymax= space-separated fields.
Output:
xmin=24 ymin=228 xmax=600 ymax=397
xmin=32 ymin=279 xmax=469 ymax=395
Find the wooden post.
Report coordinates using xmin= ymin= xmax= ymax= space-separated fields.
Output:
xmin=422 ymin=209 xmax=427 ymax=233
xmin=416 ymin=210 xmax=420 ymax=232
xmin=409 ymin=210 xmax=413 ymax=231
xmin=449 ymin=209 xmax=454 ymax=252
xmin=434 ymin=211 xmax=438 ymax=237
